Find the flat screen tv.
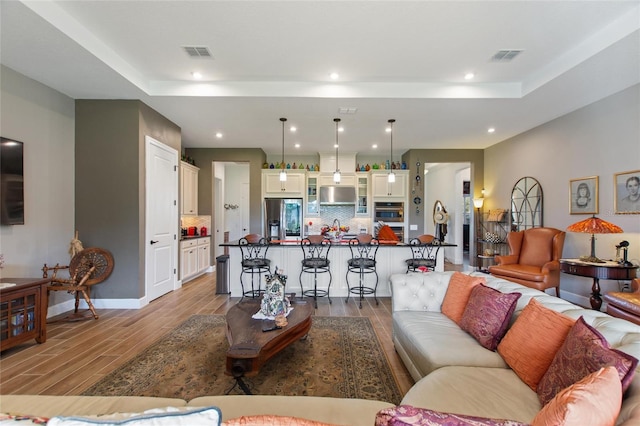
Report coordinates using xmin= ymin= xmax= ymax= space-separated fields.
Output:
xmin=1 ymin=137 xmax=24 ymax=225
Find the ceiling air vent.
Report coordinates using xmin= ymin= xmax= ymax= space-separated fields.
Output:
xmin=339 ymin=107 xmax=358 ymax=114
xmin=183 ymin=46 xmax=213 ymax=58
xmin=491 ymin=49 xmax=523 ymax=62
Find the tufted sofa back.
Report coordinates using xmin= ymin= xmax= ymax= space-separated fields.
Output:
xmin=390 ymin=271 xmax=640 ymax=425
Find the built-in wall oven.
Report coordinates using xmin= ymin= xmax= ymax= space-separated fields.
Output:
xmin=374 ymin=201 xmax=405 ymax=241
xmin=374 ymin=201 xmax=404 ymax=222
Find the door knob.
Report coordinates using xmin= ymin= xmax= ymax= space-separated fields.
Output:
xmin=150 ymin=240 xmax=159 ymax=245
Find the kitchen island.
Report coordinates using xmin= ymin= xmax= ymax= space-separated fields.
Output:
xmin=220 ymin=239 xmax=455 ymax=298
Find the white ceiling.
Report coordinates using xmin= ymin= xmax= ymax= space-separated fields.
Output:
xmin=2 ymin=1 xmax=639 ymax=156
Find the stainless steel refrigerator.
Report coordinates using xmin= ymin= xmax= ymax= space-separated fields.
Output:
xmin=264 ymin=198 xmax=303 ymax=240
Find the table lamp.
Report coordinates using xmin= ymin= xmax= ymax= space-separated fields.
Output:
xmin=566 ymin=215 xmax=623 ymax=263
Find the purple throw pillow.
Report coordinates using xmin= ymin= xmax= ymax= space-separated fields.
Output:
xmin=537 ymin=316 xmax=638 ymax=406
xmin=375 ymin=405 xmax=528 ymax=426
xmin=459 ymin=284 xmax=521 ymax=351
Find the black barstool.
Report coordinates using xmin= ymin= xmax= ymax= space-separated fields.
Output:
xmin=346 ymin=234 xmax=379 ymax=309
xmin=299 ymin=235 xmax=332 ymax=308
xmin=405 ymin=234 xmax=440 ymax=273
xmin=238 ymin=234 xmax=271 ymax=300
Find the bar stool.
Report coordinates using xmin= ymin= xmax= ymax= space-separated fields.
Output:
xmin=346 ymin=234 xmax=379 ymax=309
xmin=299 ymin=235 xmax=332 ymax=308
xmin=238 ymin=234 xmax=271 ymax=300
xmin=405 ymin=234 xmax=440 ymax=273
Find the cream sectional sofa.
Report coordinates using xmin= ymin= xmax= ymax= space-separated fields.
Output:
xmin=391 ymin=271 xmax=640 ymax=425
xmin=0 ymin=395 xmax=393 ymax=425
xmin=3 ymin=270 xmax=640 ymax=425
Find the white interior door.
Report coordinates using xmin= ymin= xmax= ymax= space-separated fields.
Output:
xmin=145 ymin=136 xmax=178 ymax=302
xmin=224 ymin=163 xmax=250 ymax=240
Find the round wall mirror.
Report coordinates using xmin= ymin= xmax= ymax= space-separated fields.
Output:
xmin=510 ymin=177 xmax=543 ymax=231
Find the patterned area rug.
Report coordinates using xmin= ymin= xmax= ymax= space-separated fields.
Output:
xmin=83 ymin=315 xmax=402 ymax=404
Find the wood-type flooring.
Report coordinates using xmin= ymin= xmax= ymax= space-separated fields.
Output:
xmin=1 ymin=271 xmax=428 ymax=397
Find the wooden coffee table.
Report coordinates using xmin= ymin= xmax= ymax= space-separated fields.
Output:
xmin=225 ymin=298 xmax=313 ymax=394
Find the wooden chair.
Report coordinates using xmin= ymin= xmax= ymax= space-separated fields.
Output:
xmin=43 ymin=247 xmax=114 ymax=320
xmin=488 ymin=227 xmax=565 ymax=296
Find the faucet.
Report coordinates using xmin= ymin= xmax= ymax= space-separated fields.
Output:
xmin=333 ymin=218 xmax=340 ymax=230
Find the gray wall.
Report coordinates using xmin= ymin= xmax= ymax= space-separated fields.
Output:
xmin=484 ymin=84 xmax=640 ymax=306
xmin=185 ymin=148 xmax=266 ymax=235
xmin=0 ymin=66 xmax=75 ymax=295
xmin=3 ymin=63 xmax=637 ymax=309
xmin=401 ymin=149 xmax=484 ymax=263
xmin=75 ymin=100 xmax=180 ymax=299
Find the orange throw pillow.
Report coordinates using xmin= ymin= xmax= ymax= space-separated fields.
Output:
xmin=531 ymin=367 xmax=622 ymax=426
xmin=498 ymin=298 xmax=575 ymax=390
xmin=441 ymin=272 xmax=485 ymax=324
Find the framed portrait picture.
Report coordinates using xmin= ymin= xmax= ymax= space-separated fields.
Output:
xmin=614 ymin=170 xmax=640 ymax=214
xmin=569 ymin=176 xmax=598 ymax=214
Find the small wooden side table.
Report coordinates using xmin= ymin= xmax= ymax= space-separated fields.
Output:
xmin=560 ymin=259 xmax=638 ymax=311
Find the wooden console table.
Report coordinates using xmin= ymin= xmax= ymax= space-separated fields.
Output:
xmin=560 ymin=259 xmax=638 ymax=311
xmin=0 ymin=277 xmax=50 ymax=351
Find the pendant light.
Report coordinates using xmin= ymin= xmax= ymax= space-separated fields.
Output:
xmin=333 ymin=118 xmax=341 ymax=183
xmin=387 ymin=119 xmax=396 ymax=183
xmin=279 ymin=117 xmax=287 ymax=182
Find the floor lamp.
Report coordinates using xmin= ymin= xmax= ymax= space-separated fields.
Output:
xmin=473 ymin=198 xmax=484 ymax=268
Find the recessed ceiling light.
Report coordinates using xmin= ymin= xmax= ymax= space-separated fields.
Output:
xmin=294 ymin=143 xmax=300 ymax=148
xmin=464 ymin=72 xmax=475 ymax=80
xmin=329 ymin=72 xmax=339 ymax=80
xmin=334 ymin=144 xmax=339 ymax=148
xmin=338 ymin=127 xmax=344 ymax=132
xmin=215 ymin=132 xmax=223 ymax=138
xmin=290 ymin=126 xmax=297 ymax=132
xmin=372 ymin=144 xmax=378 ymax=149
xmin=385 ymin=127 xmax=392 ymax=133
xmin=192 ymin=72 xmax=203 ymax=79
xmin=487 ymin=127 xmax=496 ymax=133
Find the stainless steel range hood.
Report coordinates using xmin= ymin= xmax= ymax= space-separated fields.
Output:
xmin=319 ymin=186 xmax=356 ymax=205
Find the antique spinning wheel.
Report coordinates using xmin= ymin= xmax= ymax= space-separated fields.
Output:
xmin=43 ymin=247 xmax=115 ymax=320
xmin=69 ymin=247 xmax=114 ymax=286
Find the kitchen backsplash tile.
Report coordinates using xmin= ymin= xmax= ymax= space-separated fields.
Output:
xmin=304 ymin=206 xmax=370 ymax=235
xmin=181 ymin=215 xmax=211 ymax=231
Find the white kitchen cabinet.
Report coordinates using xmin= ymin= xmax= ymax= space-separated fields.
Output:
xmin=356 ymin=173 xmax=370 ymax=216
xmin=306 ymin=173 xmax=319 ymax=216
xmin=371 ymin=171 xmax=408 ymax=199
xmin=318 ymin=173 xmax=356 ymax=187
xmin=180 ymin=239 xmax=198 ymax=280
xmin=181 ymin=161 xmax=199 ymax=215
xmin=197 ymin=237 xmax=211 ymax=271
xmin=180 ymin=236 xmax=211 ymax=282
xmin=262 ymin=170 xmax=305 ymax=197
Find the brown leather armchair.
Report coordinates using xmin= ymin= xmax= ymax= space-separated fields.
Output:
xmin=488 ymin=227 xmax=566 ymax=296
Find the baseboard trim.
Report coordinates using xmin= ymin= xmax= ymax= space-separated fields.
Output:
xmin=47 ymin=297 xmax=147 ymax=318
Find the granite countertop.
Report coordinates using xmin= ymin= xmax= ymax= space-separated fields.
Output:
xmin=180 ymin=235 xmax=210 ymax=241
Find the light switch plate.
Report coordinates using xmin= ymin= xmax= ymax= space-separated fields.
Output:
xmin=409 ymin=224 xmax=418 ymax=231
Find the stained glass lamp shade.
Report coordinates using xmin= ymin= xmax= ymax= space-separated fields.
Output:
xmin=566 ymin=216 xmax=623 ymax=263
